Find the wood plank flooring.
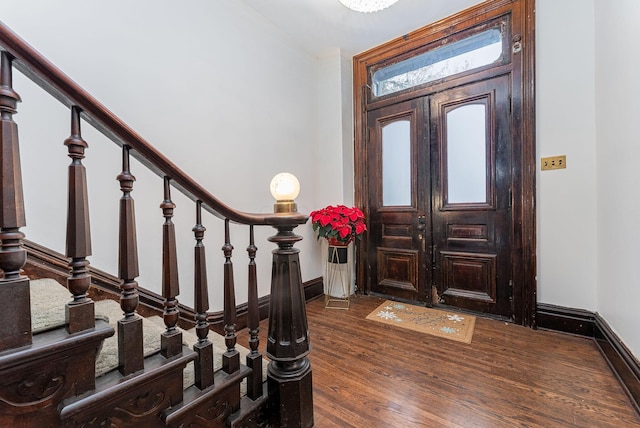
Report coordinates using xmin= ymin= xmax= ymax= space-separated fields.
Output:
xmin=238 ymin=295 xmax=640 ymax=427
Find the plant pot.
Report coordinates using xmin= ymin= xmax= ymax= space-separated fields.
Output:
xmin=327 ymin=245 xmax=348 ymax=264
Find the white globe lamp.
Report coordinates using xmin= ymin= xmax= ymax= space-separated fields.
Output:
xmin=270 ymin=172 xmax=300 ymax=213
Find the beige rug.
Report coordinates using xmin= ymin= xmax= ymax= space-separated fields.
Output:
xmin=366 ymin=300 xmax=476 ymax=344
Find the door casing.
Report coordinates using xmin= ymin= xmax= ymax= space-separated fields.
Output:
xmin=353 ymin=0 xmax=536 ymax=326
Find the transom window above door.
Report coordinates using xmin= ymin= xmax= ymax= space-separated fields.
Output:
xmin=371 ymin=24 xmax=506 ymax=97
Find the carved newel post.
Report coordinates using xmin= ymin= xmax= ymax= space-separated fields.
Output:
xmin=266 ymin=173 xmax=313 ymax=428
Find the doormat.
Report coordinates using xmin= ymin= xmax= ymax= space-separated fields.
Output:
xmin=365 ymin=300 xmax=476 ymax=344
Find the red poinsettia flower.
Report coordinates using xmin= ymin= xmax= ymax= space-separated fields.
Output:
xmin=310 ymin=204 xmax=367 ymax=245
xmin=339 ymin=225 xmax=352 ymax=239
xmin=319 ymin=214 xmax=332 ymax=227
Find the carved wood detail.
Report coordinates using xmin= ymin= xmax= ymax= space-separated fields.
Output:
xmin=0 ymin=365 xmax=68 ymax=409
xmin=60 ymin=350 xmax=193 ymax=427
xmin=0 ymin=321 xmax=113 ymax=426
xmin=163 ymin=367 xmax=247 ymax=428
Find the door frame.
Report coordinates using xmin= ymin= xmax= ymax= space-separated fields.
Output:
xmin=353 ymin=0 xmax=536 ymax=326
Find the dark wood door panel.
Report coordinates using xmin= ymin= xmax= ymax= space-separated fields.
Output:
xmin=430 ymin=76 xmax=512 ymax=318
xmin=446 ymin=223 xmax=490 ymax=244
xmin=376 ymin=247 xmax=420 ymax=300
xmin=367 ymin=98 xmax=430 ymax=304
xmin=442 ymin=211 xmax=495 ymax=250
xmin=440 ymin=251 xmax=497 ymax=303
xmin=380 ymin=211 xmax=416 ymax=250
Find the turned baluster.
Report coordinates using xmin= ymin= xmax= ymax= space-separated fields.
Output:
xmin=160 ymin=176 xmax=182 ymax=358
xmin=116 ymin=145 xmax=143 ymax=375
xmin=246 ymin=225 xmax=262 ymax=399
xmin=0 ymin=51 xmax=30 ymax=351
xmin=222 ymin=218 xmax=239 ymax=374
xmin=64 ymin=106 xmax=94 ymax=334
xmin=193 ymin=200 xmax=214 ymax=389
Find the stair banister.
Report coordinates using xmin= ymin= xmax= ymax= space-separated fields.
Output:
xmin=0 ymin=20 xmax=313 ymax=426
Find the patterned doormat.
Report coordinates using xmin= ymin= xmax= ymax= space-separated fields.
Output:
xmin=366 ymin=300 xmax=476 ymax=344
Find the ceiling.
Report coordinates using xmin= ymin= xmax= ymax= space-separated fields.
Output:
xmin=240 ymin=0 xmax=485 ymax=57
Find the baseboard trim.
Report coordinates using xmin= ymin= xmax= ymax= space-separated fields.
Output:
xmin=594 ymin=314 xmax=640 ymax=415
xmin=537 ymin=303 xmax=639 ymax=415
xmin=303 ymin=276 xmax=324 ymax=301
xmin=24 ymin=239 xmax=190 ymax=324
xmin=535 ymin=303 xmax=596 ymax=336
xmin=24 ymin=239 xmax=325 ymax=334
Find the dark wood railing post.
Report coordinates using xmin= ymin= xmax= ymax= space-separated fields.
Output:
xmin=0 ymin=51 xmax=30 ymax=352
xmin=64 ymin=105 xmax=94 ymax=334
xmin=193 ymin=200 xmax=214 ymax=389
xmin=246 ymin=225 xmax=263 ymax=399
xmin=160 ymin=176 xmax=182 ymax=358
xmin=266 ymin=222 xmax=313 ymax=428
xmin=116 ymin=145 xmax=143 ymax=375
xmin=222 ymin=218 xmax=239 ymax=374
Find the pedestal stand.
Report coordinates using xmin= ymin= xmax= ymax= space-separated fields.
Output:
xmin=325 ymin=243 xmax=351 ymax=310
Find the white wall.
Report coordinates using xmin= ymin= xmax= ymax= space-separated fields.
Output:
xmin=536 ymin=0 xmax=598 ymax=310
xmin=594 ymin=0 xmax=640 ymax=358
xmin=313 ymin=49 xmax=356 ymax=293
xmin=537 ymin=0 xmax=639 ymax=358
xmin=1 ymin=0 xmax=322 ymax=310
xmin=314 ymin=50 xmax=354 ymax=207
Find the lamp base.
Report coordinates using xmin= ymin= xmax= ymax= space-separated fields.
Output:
xmin=273 ymin=201 xmax=297 ymax=213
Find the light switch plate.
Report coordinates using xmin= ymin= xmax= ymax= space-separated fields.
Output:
xmin=541 ymin=155 xmax=566 ymax=171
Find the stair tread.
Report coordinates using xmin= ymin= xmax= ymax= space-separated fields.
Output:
xmin=29 ymin=278 xmax=268 ymax=393
xmin=30 ymin=278 xmax=71 ymax=333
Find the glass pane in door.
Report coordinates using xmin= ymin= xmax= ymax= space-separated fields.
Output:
xmin=446 ymin=104 xmax=487 ymax=204
xmin=382 ymin=120 xmax=412 ymax=206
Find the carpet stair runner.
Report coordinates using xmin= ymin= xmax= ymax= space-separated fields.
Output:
xmin=30 ymin=278 xmax=267 ymax=395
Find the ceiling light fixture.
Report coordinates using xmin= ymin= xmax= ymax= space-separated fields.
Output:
xmin=338 ymin=0 xmax=400 ymax=13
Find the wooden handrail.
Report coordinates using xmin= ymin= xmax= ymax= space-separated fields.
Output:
xmin=0 ymin=21 xmax=307 ymax=227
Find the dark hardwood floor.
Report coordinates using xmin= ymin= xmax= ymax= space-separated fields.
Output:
xmin=238 ymin=295 xmax=640 ymax=427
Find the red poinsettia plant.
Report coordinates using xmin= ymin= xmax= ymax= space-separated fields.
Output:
xmin=309 ymin=205 xmax=367 ymax=245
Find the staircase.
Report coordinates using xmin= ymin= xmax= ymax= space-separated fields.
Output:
xmin=0 ymin=21 xmax=313 ymax=427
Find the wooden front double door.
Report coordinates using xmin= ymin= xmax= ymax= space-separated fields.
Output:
xmin=366 ymin=76 xmax=513 ymax=318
